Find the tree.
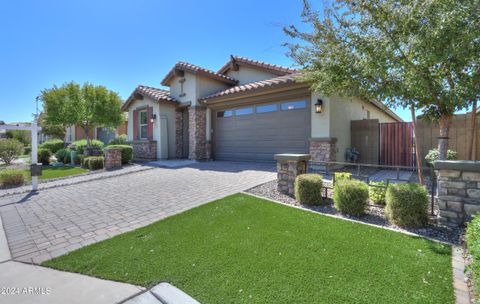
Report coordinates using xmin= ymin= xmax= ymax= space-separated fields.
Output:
xmin=38 ymin=112 xmax=66 ymax=141
xmin=40 ymin=82 xmax=124 ymax=148
xmin=0 ymin=139 xmax=24 ymax=165
xmin=6 ymin=130 xmax=30 ymax=146
xmin=285 ymin=0 xmax=480 ymax=160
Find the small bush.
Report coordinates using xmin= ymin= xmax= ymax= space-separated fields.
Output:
xmin=385 ymin=183 xmax=429 ymax=228
xmin=0 ymin=139 xmax=24 ymax=165
xmin=24 ymin=145 xmax=31 ymax=155
xmin=83 ymin=156 xmax=104 ymax=170
xmin=40 ymin=139 xmax=64 ymax=154
xmin=55 ymin=149 xmax=69 ymax=163
xmin=73 ymin=139 xmax=104 ymax=154
xmin=37 ymin=148 xmax=52 ymax=165
xmin=466 ymin=215 xmax=480 ymax=293
xmin=334 ymin=172 xmax=352 ymax=184
xmin=108 ymin=134 xmax=128 ymax=145
xmin=369 ymin=181 xmax=387 ymax=205
xmin=333 ymin=179 xmax=369 ymax=216
xmin=6 ymin=130 xmax=30 ymax=145
xmin=425 ymin=148 xmax=458 ymax=165
xmin=107 ymin=145 xmax=133 ymax=164
xmin=0 ymin=169 xmax=25 ymax=187
xmin=294 ymin=174 xmax=324 ymax=205
xmin=76 ymin=154 xmax=84 ymax=166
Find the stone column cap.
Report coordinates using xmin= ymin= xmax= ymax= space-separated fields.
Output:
xmin=433 ymin=160 xmax=480 ymax=172
xmin=104 ymin=147 xmax=122 ymax=151
xmin=274 ymin=154 xmax=311 ymax=161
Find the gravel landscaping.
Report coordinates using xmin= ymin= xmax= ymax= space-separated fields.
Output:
xmin=246 ymin=180 xmax=463 ymax=244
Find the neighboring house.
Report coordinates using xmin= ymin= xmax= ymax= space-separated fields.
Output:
xmin=0 ymin=121 xmax=5 ymax=139
xmin=121 ymin=55 xmax=401 ymax=162
xmin=65 ymin=119 xmax=128 ymax=144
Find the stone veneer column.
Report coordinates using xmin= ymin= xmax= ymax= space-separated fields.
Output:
xmin=309 ymin=138 xmax=337 ymax=162
xmin=434 ymin=160 xmax=480 ymax=227
xmin=104 ymin=147 xmax=122 ymax=169
xmin=175 ymin=110 xmax=184 ymax=159
xmin=275 ymin=154 xmax=311 ymax=195
xmin=188 ymin=106 xmax=207 ymax=160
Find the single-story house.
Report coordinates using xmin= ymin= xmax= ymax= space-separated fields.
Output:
xmin=64 ymin=119 xmax=128 ymax=144
xmin=121 ymin=55 xmax=401 ymax=162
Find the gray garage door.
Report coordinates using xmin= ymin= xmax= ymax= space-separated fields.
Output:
xmin=214 ymin=100 xmax=310 ymax=162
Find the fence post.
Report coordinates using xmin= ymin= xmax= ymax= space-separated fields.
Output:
xmin=274 ymin=154 xmax=311 ymax=196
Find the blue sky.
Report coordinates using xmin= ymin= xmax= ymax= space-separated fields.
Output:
xmin=1 ymin=0 xmax=417 ymax=123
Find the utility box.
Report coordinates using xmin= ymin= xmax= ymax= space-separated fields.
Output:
xmin=31 ymin=163 xmax=43 ymax=177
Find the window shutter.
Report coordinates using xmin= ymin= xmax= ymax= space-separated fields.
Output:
xmin=147 ymin=106 xmax=153 ymax=140
xmin=133 ymin=110 xmax=138 ymax=140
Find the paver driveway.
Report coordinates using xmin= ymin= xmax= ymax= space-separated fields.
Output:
xmin=0 ymin=161 xmax=275 ymax=264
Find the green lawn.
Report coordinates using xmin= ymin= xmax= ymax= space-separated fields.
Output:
xmin=42 ymin=193 xmax=453 ymax=304
xmin=25 ymin=166 xmax=88 ymax=180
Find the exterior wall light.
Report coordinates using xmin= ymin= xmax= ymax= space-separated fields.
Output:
xmin=315 ymin=99 xmax=323 ymax=113
xmin=150 ymin=113 xmax=157 ymax=123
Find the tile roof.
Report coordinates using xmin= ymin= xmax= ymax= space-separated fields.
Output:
xmin=121 ymin=85 xmax=177 ymax=111
xmin=161 ymin=62 xmax=238 ymax=86
xmin=217 ymin=55 xmax=298 ymax=75
xmin=200 ymin=73 xmax=303 ymax=103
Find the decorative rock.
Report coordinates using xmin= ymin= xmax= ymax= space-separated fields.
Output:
xmin=467 ymin=188 xmax=480 ymax=198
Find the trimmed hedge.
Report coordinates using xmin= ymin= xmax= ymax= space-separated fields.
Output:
xmin=108 ymin=134 xmax=128 ymax=145
xmin=333 ymin=179 xmax=369 ymax=216
xmin=83 ymin=156 xmax=104 ymax=170
xmin=55 ymin=149 xmax=72 ymax=164
xmin=466 ymin=215 xmax=480 ymax=294
xmin=334 ymin=172 xmax=351 ymax=184
xmin=369 ymin=181 xmax=387 ymax=205
xmin=73 ymin=139 xmax=104 ymax=155
xmin=39 ymin=139 xmax=64 ymax=154
xmin=385 ymin=183 xmax=429 ymax=228
xmin=294 ymin=174 xmax=324 ymax=205
xmin=0 ymin=139 xmax=24 ymax=165
xmin=37 ymin=148 xmax=52 ymax=165
xmin=0 ymin=169 xmax=25 ymax=187
xmin=107 ymin=145 xmax=133 ymax=164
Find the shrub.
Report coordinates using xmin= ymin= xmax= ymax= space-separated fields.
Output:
xmin=294 ymin=174 xmax=324 ymax=205
xmin=73 ymin=139 xmax=104 ymax=154
xmin=107 ymin=145 xmax=133 ymax=164
xmin=0 ymin=139 xmax=24 ymax=165
xmin=466 ymin=215 xmax=480 ymax=293
xmin=385 ymin=183 xmax=429 ymax=228
xmin=108 ymin=134 xmax=128 ymax=145
xmin=425 ymin=148 xmax=458 ymax=165
xmin=83 ymin=156 xmax=104 ymax=170
xmin=334 ymin=172 xmax=352 ymax=184
xmin=369 ymin=181 xmax=387 ymax=205
xmin=76 ymin=154 xmax=84 ymax=166
xmin=333 ymin=179 xmax=369 ymax=216
xmin=6 ymin=130 xmax=30 ymax=145
xmin=55 ymin=149 xmax=68 ymax=163
xmin=24 ymin=145 xmax=31 ymax=155
xmin=37 ymin=148 xmax=52 ymax=165
xmin=0 ymin=169 xmax=25 ymax=187
xmin=39 ymin=139 xmax=64 ymax=154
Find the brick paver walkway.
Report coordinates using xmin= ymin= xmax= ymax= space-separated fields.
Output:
xmin=0 ymin=161 xmax=275 ymax=264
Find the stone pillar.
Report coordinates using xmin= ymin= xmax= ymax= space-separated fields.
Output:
xmin=275 ymin=154 xmax=311 ymax=195
xmin=175 ymin=110 xmax=184 ymax=159
xmin=309 ymin=138 xmax=337 ymax=162
xmin=104 ymin=147 xmax=122 ymax=170
xmin=188 ymin=106 xmax=206 ymax=160
xmin=434 ymin=161 xmax=480 ymax=227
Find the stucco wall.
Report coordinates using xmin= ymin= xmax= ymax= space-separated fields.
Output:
xmin=196 ymin=76 xmax=230 ymax=99
xmin=169 ymin=72 xmax=198 ymax=106
xmin=225 ymin=66 xmax=279 ymax=85
xmin=310 ymin=91 xmax=331 ymax=138
xmin=329 ymin=96 xmax=397 ymax=161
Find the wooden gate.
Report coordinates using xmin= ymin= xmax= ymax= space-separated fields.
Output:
xmin=380 ymin=122 xmax=415 ymax=167
xmin=351 ymin=119 xmax=380 ymax=164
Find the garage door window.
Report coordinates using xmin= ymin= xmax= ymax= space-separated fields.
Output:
xmin=256 ymin=104 xmax=278 ymax=113
xmin=235 ymin=107 xmax=253 ymax=116
xmin=281 ymin=100 xmax=307 ymax=111
xmin=217 ymin=110 xmax=233 ymax=118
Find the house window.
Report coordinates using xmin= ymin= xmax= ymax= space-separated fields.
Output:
xmin=139 ymin=110 xmax=148 ymax=139
xmin=256 ymin=104 xmax=278 ymax=113
xmin=217 ymin=110 xmax=233 ymax=118
xmin=281 ymin=100 xmax=307 ymax=111
xmin=235 ymin=107 xmax=253 ymax=116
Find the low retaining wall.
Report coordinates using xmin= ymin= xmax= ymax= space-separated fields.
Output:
xmin=133 ymin=140 xmax=157 ymax=160
xmin=434 ymin=160 xmax=480 ymax=227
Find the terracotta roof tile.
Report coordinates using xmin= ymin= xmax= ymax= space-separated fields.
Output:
xmin=218 ymin=55 xmax=298 ymax=75
xmin=200 ymin=73 xmax=302 ymax=102
xmin=161 ymin=62 xmax=237 ymax=86
xmin=121 ymin=85 xmax=177 ymax=111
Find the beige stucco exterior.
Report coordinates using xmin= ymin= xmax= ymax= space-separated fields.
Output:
xmin=225 ymin=66 xmax=278 ymax=85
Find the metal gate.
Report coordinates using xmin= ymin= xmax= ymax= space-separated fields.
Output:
xmin=380 ymin=122 xmax=415 ymax=167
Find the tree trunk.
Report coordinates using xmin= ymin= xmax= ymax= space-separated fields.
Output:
xmin=469 ymin=100 xmax=478 ymax=160
xmin=437 ymin=115 xmax=451 ymax=160
xmin=411 ymin=105 xmax=424 ymax=185
xmin=84 ymin=126 xmax=91 ymax=148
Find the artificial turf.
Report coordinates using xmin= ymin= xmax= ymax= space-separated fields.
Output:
xmin=42 ymin=193 xmax=453 ymax=303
